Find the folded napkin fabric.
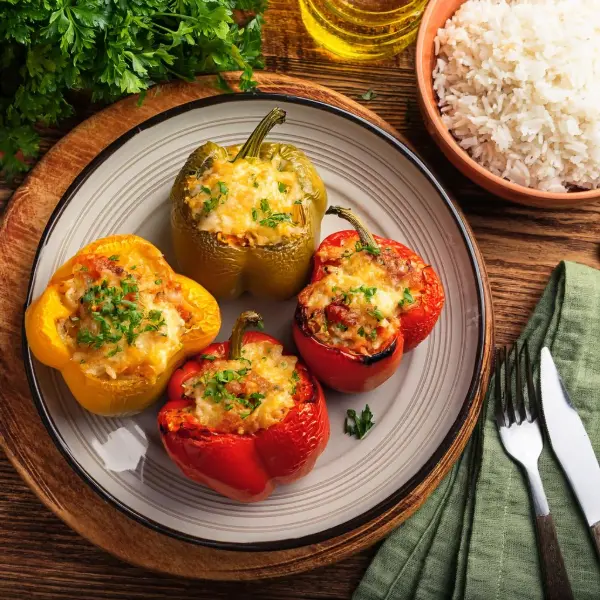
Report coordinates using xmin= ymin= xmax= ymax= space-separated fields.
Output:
xmin=355 ymin=261 xmax=600 ymax=600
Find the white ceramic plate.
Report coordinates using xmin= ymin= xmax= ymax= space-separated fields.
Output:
xmin=25 ymin=95 xmax=486 ymax=550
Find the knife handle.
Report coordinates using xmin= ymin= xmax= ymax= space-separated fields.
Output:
xmin=591 ymin=521 xmax=600 ymax=561
xmin=535 ymin=514 xmax=574 ymax=600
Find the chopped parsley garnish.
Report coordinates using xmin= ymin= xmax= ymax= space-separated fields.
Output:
xmin=203 ymin=196 xmax=218 ymax=215
xmin=355 ymin=241 xmax=381 ymax=256
xmin=217 ymin=181 xmax=228 ymax=195
xmin=199 ymin=367 xmax=264 ymax=418
xmin=155 ymin=279 xmax=162 ymax=285
xmin=201 ymin=368 xmax=246 ymax=400
xmin=106 ymin=345 xmax=122 ymax=358
xmin=294 ymin=199 xmax=302 ymax=204
xmin=251 ymin=207 xmax=259 ymax=221
xmin=278 ymin=182 xmax=288 ymax=193
xmin=201 ymin=186 xmax=212 ymax=195
xmin=368 ymin=307 xmax=384 ymax=321
xmin=260 ymin=198 xmax=271 ymax=214
xmin=357 ymin=326 xmax=376 ymax=340
xmin=344 ymin=404 xmax=375 ymax=439
xmin=253 ymin=180 xmax=259 ymax=188
xmin=350 ymin=285 xmax=377 ymax=303
xmin=79 ymin=266 xmax=89 ymax=272
xmin=259 ymin=212 xmax=293 ymax=228
xmin=398 ymin=288 xmax=415 ymax=308
xmin=336 ymin=322 xmax=348 ymax=332
xmin=108 ymin=255 xmax=119 ymax=261
xmin=341 ymin=241 xmax=381 ymax=260
xmin=290 ymin=370 xmax=300 ymax=395
xmin=240 ymin=392 xmax=265 ymax=419
xmin=332 ymin=286 xmax=351 ymax=305
xmin=201 ymin=354 xmax=217 ymax=361
xmin=74 ymin=278 xmax=166 ymax=350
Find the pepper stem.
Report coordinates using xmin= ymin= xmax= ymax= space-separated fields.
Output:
xmin=233 ymin=108 xmax=286 ymax=161
xmin=229 ymin=311 xmax=264 ymax=359
xmin=325 ymin=206 xmax=379 ymax=249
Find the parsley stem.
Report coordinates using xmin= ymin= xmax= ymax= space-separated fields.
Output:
xmin=229 ymin=311 xmax=264 ymax=360
xmin=325 ymin=206 xmax=379 ymax=250
xmin=234 ymin=108 xmax=286 ymax=161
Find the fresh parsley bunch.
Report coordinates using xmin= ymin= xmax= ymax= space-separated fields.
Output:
xmin=0 ymin=0 xmax=266 ymax=180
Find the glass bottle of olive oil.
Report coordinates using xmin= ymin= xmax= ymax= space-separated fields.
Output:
xmin=299 ymin=0 xmax=429 ymax=61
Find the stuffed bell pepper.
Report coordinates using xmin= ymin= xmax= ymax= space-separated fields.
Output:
xmin=159 ymin=311 xmax=329 ymax=503
xmin=25 ymin=235 xmax=221 ymax=416
xmin=293 ymin=207 xmax=445 ymax=393
xmin=171 ymin=108 xmax=327 ymax=300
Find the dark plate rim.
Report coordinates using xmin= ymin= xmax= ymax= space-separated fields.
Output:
xmin=23 ymin=91 xmax=487 ymax=552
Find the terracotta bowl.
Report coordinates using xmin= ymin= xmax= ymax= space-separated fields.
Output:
xmin=415 ymin=0 xmax=600 ymax=208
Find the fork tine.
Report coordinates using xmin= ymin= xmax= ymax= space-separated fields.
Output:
xmin=523 ymin=340 xmax=538 ymax=422
xmin=504 ymin=345 xmax=514 ymax=426
xmin=495 ymin=347 xmax=507 ymax=428
xmin=514 ymin=343 xmax=526 ymax=425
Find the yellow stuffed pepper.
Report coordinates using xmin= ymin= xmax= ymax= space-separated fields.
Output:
xmin=25 ymin=235 xmax=221 ymax=417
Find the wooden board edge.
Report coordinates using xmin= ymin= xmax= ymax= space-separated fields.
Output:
xmin=0 ymin=71 xmax=493 ymax=580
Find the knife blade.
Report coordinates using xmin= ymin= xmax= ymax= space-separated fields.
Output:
xmin=540 ymin=347 xmax=600 ymax=558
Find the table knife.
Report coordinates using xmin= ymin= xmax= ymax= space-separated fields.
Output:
xmin=540 ymin=347 xmax=600 ymax=558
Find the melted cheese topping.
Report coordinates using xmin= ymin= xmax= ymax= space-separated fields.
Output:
xmin=299 ymin=238 xmax=422 ymax=354
xmin=184 ymin=155 xmax=304 ymax=245
xmin=184 ymin=341 xmax=298 ymax=435
xmin=58 ymin=253 xmax=189 ymax=381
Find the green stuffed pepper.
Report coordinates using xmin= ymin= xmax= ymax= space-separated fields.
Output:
xmin=171 ymin=108 xmax=327 ymax=301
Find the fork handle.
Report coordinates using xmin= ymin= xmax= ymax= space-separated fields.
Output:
xmin=591 ymin=521 xmax=600 ymax=561
xmin=535 ymin=514 xmax=574 ymax=600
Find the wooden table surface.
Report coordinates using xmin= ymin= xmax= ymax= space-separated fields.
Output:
xmin=1 ymin=2 xmax=599 ymax=598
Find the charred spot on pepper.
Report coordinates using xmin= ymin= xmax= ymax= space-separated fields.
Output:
xmin=357 ymin=337 xmax=398 ymax=366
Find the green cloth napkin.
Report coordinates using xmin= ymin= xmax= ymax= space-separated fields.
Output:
xmin=355 ymin=261 xmax=600 ymax=600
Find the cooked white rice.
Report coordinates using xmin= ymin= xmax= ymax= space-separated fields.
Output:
xmin=433 ymin=0 xmax=600 ymax=192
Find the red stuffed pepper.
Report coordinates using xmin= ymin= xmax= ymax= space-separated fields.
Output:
xmin=293 ymin=206 xmax=445 ymax=393
xmin=159 ymin=311 xmax=329 ymax=503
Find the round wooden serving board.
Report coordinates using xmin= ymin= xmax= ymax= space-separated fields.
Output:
xmin=0 ymin=72 xmax=494 ymax=580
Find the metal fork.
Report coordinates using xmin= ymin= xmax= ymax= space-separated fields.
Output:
xmin=495 ymin=342 xmax=573 ymax=600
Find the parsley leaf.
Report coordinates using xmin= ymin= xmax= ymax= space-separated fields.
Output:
xmin=355 ymin=241 xmax=381 ymax=256
xmin=350 ymin=285 xmax=377 ymax=303
xmin=217 ymin=181 xmax=228 ymax=195
xmin=0 ymin=2 xmax=266 ymax=182
xmin=368 ymin=307 xmax=384 ymax=321
xmin=203 ymin=196 xmax=219 ymax=215
xmin=360 ymin=89 xmax=377 ymax=101
xmin=344 ymin=404 xmax=375 ymax=439
xmin=259 ymin=212 xmax=293 ymax=228
xmin=398 ymin=288 xmax=415 ymax=308
xmin=260 ymin=198 xmax=271 ymax=214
